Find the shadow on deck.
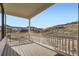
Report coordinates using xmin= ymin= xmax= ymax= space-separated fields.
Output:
xmin=2 ymin=44 xmax=20 ymax=56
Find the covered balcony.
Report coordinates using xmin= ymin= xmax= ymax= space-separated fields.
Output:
xmin=0 ymin=3 xmax=78 ymax=56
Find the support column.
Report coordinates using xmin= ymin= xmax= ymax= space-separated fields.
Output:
xmin=77 ymin=3 xmax=79 ymax=56
xmin=0 ymin=4 xmax=5 ymax=40
xmin=28 ymin=19 xmax=31 ymax=40
xmin=4 ymin=13 xmax=6 ymax=37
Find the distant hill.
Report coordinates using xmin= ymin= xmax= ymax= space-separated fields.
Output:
xmin=42 ymin=21 xmax=78 ymax=37
xmin=0 ymin=21 xmax=78 ymax=34
xmin=0 ymin=25 xmax=42 ymax=33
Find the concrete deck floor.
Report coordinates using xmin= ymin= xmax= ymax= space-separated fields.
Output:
xmin=11 ymin=43 xmax=57 ymax=56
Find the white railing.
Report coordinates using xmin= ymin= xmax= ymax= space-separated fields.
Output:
xmin=30 ymin=33 xmax=78 ymax=56
xmin=6 ymin=32 xmax=78 ymax=56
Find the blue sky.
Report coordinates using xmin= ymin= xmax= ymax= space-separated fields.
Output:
xmin=0 ymin=3 xmax=78 ymax=28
